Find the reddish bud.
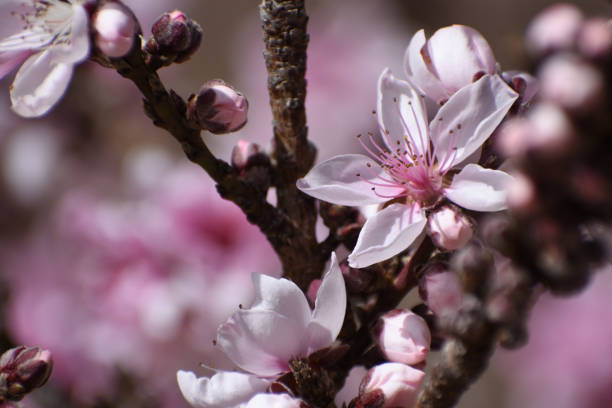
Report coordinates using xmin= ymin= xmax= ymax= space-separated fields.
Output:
xmin=0 ymin=346 xmax=53 ymax=402
xmin=150 ymin=10 xmax=202 ymax=61
xmin=188 ymin=80 xmax=248 ymax=134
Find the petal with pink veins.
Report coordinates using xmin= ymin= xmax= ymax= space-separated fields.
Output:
xmin=348 ymin=203 xmax=427 ymax=268
xmin=377 ymin=68 xmax=429 ymax=157
xmin=430 ymin=75 xmax=518 ymax=170
xmin=297 ymin=154 xmax=404 ymax=206
xmin=444 ymin=163 xmax=514 ymax=212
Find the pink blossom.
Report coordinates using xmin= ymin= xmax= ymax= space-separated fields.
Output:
xmin=419 ymin=264 xmax=463 ymax=316
xmin=0 ymin=0 xmax=93 ymax=117
xmin=359 ymin=363 xmax=425 ymax=408
xmin=374 ymin=309 xmax=431 ymax=365
xmin=404 ymin=25 xmax=497 ymax=105
xmin=427 ymin=206 xmax=473 ymax=251
xmin=216 ymin=253 xmax=346 ymax=377
xmin=92 ymin=1 xmax=138 ymax=58
xmin=177 ymin=370 xmax=271 ymax=408
xmin=298 ymin=71 xmax=517 ymax=268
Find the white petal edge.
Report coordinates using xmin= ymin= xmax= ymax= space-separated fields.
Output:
xmin=251 ymin=273 xmax=311 ymax=330
xmin=430 ymin=74 xmax=518 ymax=170
xmin=424 ymin=25 xmax=497 ymax=96
xmin=348 ymin=203 xmax=427 ymax=268
xmin=297 ymin=154 xmax=403 ymax=206
xmin=377 ymin=68 xmax=429 ymax=157
xmin=10 ymin=50 xmax=73 ymax=117
xmin=444 ymin=164 xmax=514 ymax=212
xmin=177 ymin=370 xmax=270 ymax=408
xmin=309 ymin=252 xmax=346 ymax=350
xmin=403 ymin=29 xmax=448 ymax=104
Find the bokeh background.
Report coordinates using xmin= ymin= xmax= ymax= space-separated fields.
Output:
xmin=0 ymin=0 xmax=610 ymax=407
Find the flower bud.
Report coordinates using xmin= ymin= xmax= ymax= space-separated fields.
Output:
xmin=357 ymin=363 xmax=424 ymax=408
xmin=526 ymin=3 xmax=584 ymax=57
xmin=527 ymin=103 xmax=574 ymax=155
xmin=150 ymin=10 xmax=202 ymax=61
xmin=539 ymin=55 xmax=604 ymax=113
xmin=92 ymin=2 xmax=138 ymax=58
xmin=578 ymin=18 xmax=612 ymax=59
xmin=419 ymin=263 xmax=463 ymax=316
xmin=506 ymin=172 xmax=537 ymax=213
xmin=427 ymin=206 xmax=473 ymax=251
xmin=231 ymin=140 xmax=269 ymax=171
xmin=373 ymin=309 xmax=431 ymax=365
xmin=188 ymin=80 xmax=248 ymax=134
xmin=501 ymin=70 xmax=539 ymax=108
xmin=0 ymin=346 xmax=53 ymax=402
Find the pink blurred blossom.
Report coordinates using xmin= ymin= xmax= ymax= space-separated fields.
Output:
xmin=374 ymin=309 xmax=431 ymax=365
xmin=496 ymin=269 xmax=612 ymax=408
xmin=3 ymin=160 xmax=280 ymax=405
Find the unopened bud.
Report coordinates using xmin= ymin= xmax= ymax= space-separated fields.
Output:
xmin=427 ymin=206 xmax=473 ymax=251
xmin=150 ymin=10 xmax=202 ymax=61
xmin=0 ymin=346 xmax=53 ymax=402
xmin=501 ymin=70 xmax=539 ymax=108
xmin=373 ymin=309 xmax=431 ymax=365
xmin=506 ymin=172 xmax=537 ymax=213
xmin=528 ymin=103 xmax=574 ymax=155
xmin=231 ymin=140 xmax=267 ymax=171
xmin=578 ymin=18 xmax=612 ymax=59
xmin=419 ymin=263 xmax=463 ymax=317
xmin=358 ymin=363 xmax=424 ymax=408
xmin=92 ymin=2 xmax=138 ymax=58
xmin=188 ymin=80 xmax=248 ymax=134
xmin=526 ymin=3 xmax=584 ymax=57
xmin=539 ymin=55 xmax=604 ymax=113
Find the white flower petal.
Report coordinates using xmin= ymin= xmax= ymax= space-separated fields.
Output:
xmin=430 ymin=74 xmax=518 ymax=169
xmin=0 ymin=50 xmax=31 ymax=79
xmin=378 ymin=68 xmax=429 ymax=157
xmin=308 ymin=252 xmax=346 ymax=351
xmin=177 ymin=370 xmax=270 ymax=408
xmin=403 ymin=29 xmax=447 ymax=104
xmin=216 ymin=309 xmax=306 ymax=377
xmin=251 ymin=273 xmax=311 ymax=329
xmin=422 ymin=25 xmax=497 ymax=96
xmin=444 ymin=164 xmax=514 ymax=212
xmin=58 ymin=3 xmax=90 ymax=64
xmin=10 ymin=49 xmax=73 ymax=117
xmin=348 ymin=203 xmax=427 ymax=268
xmin=244 ymin=393 xmax=303 ymax=408
xmin=297 ymin=154 xmax=403 ymax=206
